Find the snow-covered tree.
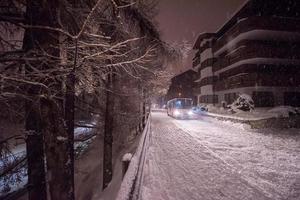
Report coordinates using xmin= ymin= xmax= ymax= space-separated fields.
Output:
xmin=230 ymin=94 xmax=255 ymax=112
xmin=0 ymin=0 xmax=176 ymax=198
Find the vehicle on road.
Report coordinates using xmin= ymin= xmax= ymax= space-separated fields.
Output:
xmin=167 ymin=98 xmax=194 ymax=119
xmin=192 ymin=105 xmax=208 ymax=114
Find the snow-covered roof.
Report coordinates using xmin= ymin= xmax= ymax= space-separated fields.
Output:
xmin=193 ymin=0 xmax=251 ymax=50
xmin=193 ymin=32 xmax=216 ymax=49
xmin=216 ymin=0 xmax=251 ymax=36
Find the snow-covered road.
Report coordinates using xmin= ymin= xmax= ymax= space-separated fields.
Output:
xmin=141 ymin=112 xmax=300 ymax=200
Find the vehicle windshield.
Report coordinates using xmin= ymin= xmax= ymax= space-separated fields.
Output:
xmin=175 ymin=99 xmax=192 ymax=109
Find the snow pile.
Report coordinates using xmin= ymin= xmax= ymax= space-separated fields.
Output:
xmin=74 ymin=121 xmax=97 ymax=142
xmin=268 ymin=106 xmax=300 ymax=118
xmin=74 ymin=136 xmax=96 ymax=157
xmin=74 ymin=127 xmax=92 ymax=136
xmin=57 ymin=136 xmax=67 ymax=141
xmin=122 ymin=153 xmax=132 ymax=162
xmin=199 ymin=105 xmax=300 ymax=122
xmin=0 ymin=149 xmax=27 ymax=197
xmin=206 ymin=104 xmax=227 ymax=114
xmin=230 ymin=94 xmax=254 ymax=112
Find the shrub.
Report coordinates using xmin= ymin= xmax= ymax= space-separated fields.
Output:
xmin=230 ymin=94 xmax=254 ymax=112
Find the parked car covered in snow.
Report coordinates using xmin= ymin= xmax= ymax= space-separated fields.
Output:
xmin=192 ymin=105 xmax=208 ymax=113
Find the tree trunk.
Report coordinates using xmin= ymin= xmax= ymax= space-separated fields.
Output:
xmin=102 ymin=73 xmax=114 ymax=190
xmin=23 ymin=0 xmax=74 ymax=199
xmin=25 ymin=98 xmax=47 ymax=200
xmin=64 ymin=65 xmax=75 ymax=200
xmin=41 ymin=98 xmax=74 ymax=200
xmin=23 ymin=0 xmax=47 ymax=198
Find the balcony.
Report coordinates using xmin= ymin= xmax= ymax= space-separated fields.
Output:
xmin=199 ymin=58 xmax=216 ymax=70
xmin=192 ymin=56 xmax=201 ymax=68
xmin=213 ymin=43 xmax=300 ymax=72
xmin=213 ymin=16 xmax=300 ymax=53
xmin=214 ymin=73 xmax=257 ymax=91
xmin=196 ymin=76 xmax=218 ymax=87
xmin=214 ymin=73 xmax=300 ymax=91
xmin=192 ymin=87 xmax=201 ymax=95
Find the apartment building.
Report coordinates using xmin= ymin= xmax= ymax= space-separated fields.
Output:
xmin=166 ymin=69 xmax=198 ymax=103
xmin=192 ymin=0 xmax=300 ymax=107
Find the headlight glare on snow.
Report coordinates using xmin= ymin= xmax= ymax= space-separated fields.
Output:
xmin=188 ymin=110 xmax=193 ymax=115
xmin=174 ymin=110 xmax=180 ymax=116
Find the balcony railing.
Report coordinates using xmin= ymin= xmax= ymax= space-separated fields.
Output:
xmin=213 ymin=16 xmax=300 ymax=53
xmin=199 ymin=58 xmax=216 ymax=70
xmin=214 ymin=73 xmax=300 ymax=91
xmin=196 ymin=76 xmax=218 ymax=87
xmin=213 ymin=44 xmax=300 ymax=72
xmin=192 ymin=57 xmax=201 ymax=68
xmin=215 ymin=73 xmax=257 ymax=91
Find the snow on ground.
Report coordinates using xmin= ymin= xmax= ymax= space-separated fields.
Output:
xmin=75 ymin=127 xmax=93 ymax=137
xmin=95 ymin=129 xmax=144 ymax=200
xmin=0 ymin=143 xmax=27 ymax=197
xmin=200 ymin=105 xmax=300 ymax=121
xmin=268 ymin=106 xmax=300 ymax=118
xmin=74 ymin=135 xmax=103 ymax=200
xmin=0 ymin=123 xmax=96 ymax=198
xmin=140 ymin=112 xmax=300 ymax=200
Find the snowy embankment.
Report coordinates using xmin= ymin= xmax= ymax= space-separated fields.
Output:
xmin=0 ymin=121 xmax=97 ymax=198
xmin=140 ymin=112 xmax=300 ymax=200
xmin=116 ymin=117 xmax=151 ymax=200
xmin=201 ymin=106 xmax=300 ymax=121
xmin=0 ymin=143 xmax=27 ymax=197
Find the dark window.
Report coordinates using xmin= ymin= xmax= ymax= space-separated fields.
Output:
xmin=284 ymin=92 xmax=300 ymax=107
xmin=200 ymin=95 xmax=218 ymax=104
xmin=252 ymin=91 xmax=274 ymax=107
xmin=224 ymin=93 xmax=237 ymax=104
xmin=175 ymin=99 xmax=193 ymax=108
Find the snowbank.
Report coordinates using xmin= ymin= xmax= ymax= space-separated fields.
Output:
xmin=201 ymin=106 xmax=300 ymax=121
xmin=0 ymin=148 xmax=27 ymax=197
xmin=122 ymin=153 xmax=133 ymax=162
xmin=268 ymin=106 xmax=300 ymax=118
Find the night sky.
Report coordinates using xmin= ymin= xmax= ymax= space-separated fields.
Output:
xmin=156 ymin=0 xmax=247 ymax=74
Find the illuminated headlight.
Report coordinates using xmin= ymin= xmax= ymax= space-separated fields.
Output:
xmin=174 ymin=110 xmax=180 ymax=116
xmin=188 ymin=110 xmax=193 ymax=115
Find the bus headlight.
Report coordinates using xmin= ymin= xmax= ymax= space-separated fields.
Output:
xmin=188 ymin=110 xmax=193 ymax=115
xmin=174 ymin=110 xmax=180 ymax=116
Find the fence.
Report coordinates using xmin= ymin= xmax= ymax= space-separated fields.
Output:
xmin=116 ymin=114 xmax=151 ymax=200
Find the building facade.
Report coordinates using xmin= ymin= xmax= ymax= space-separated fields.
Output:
xmin=192 ymin=0 xmax=300 ymax=107
xmin=166 ymin=69 xmax=198 ymax=104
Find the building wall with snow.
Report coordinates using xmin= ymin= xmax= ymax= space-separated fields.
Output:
xmin=192 ymin=0 xmax=300 ymax=107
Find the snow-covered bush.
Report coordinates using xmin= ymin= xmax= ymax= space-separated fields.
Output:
xmin=230 ymin=94 xmax=254 ymax=112
xmin=268 ymin=106 xmax=300 ymax=117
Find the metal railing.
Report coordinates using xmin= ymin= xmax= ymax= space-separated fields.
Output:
xmin=116 ymin=114 xmax=151 ymax=200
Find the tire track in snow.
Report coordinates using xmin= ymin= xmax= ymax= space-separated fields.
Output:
xmin=173 ymin=118 xmax=289 ymax=200
xmin=141 ymin=112 xmax=272 ymax=200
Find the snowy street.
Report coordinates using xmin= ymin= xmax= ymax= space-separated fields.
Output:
xmin=141 ymin=112 xmax=300 ymax=200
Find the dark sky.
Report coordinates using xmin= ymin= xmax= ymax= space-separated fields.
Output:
xmin=156 ymin=0 xmax=247 ymax=74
